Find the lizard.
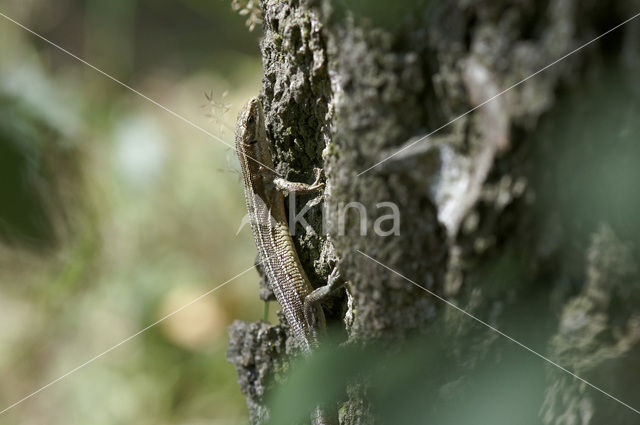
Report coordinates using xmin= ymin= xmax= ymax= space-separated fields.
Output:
xmin=235 ymin=97 xmax=342 ymax=424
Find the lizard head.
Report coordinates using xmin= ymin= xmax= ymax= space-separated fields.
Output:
xmin=235 ymin=97 xmax=275 ymax=189
xmin=235 ymin=97 xmax=266 ymax=148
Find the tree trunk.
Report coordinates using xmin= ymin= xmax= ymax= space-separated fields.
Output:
xmin=228 ymin=1 xmax=640 ymax=424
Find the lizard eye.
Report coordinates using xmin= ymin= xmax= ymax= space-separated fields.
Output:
xmin=248 ymin=115 xmax=256 ymax=125
xmin=248 ymin=139 xmax=258 ymax=145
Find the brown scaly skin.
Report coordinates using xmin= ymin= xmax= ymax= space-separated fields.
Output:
xmin=235 ymin=96 xmax=327 ymax=351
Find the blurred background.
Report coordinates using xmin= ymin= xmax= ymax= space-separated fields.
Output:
xmin=0 ymin=1 xmax=265 ymax=423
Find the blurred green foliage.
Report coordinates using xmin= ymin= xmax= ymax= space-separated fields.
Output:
xmin=267 ymin=326 xmax=546 ymax=425
xmin=0 ymin=103 xmax=57 ymax=247
xmin=0 ymin=0 xmax=265 ymax=424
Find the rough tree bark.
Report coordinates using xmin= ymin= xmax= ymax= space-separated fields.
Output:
xmin=227 ymin=1 xmax=640 ymax=424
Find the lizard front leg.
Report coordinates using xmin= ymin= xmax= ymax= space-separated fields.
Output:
xmin=273 ymin=167 xmax=324 ymax=194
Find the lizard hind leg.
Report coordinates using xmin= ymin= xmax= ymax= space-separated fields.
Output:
xmin=303 ymin=266 xmax=344 ymax=338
